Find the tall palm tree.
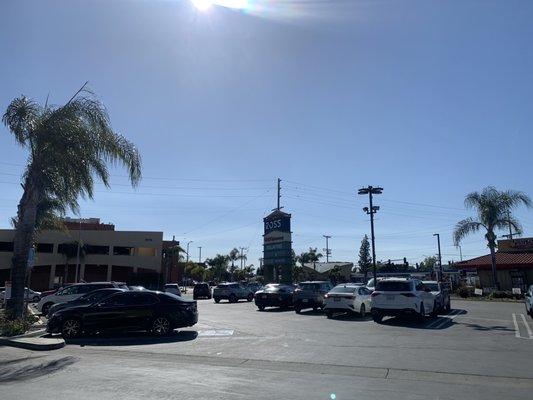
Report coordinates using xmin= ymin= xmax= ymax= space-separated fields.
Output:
xmin=453 ymin=187 xmax=531 ymax=290
xmin=2 ymin=88 xmax=141 ymax=318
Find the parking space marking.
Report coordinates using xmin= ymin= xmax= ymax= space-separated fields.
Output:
xmin=512 ymin=313 xmax=521 ymax=338
xmin=519 ymin=314 xmax=533 ymax=339
xmin=426 ymin=309 xmax=461 ymax=329
xmin=198 ymin=329 xmax=234 ymax=337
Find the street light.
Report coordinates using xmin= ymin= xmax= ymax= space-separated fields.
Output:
xmin=186 ymin=241 xmax=193 ymax=263
xmin=358 ymin=186 xmax=383 ymax=286
xmin=433 ymin=233 xmax=442 ymax=282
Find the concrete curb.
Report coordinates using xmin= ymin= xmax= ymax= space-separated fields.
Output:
xmin=0 ymin=334 xmax=65 ymax=351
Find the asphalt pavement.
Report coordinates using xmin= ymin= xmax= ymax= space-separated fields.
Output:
xmin=1 ymin=299 xmax=532 ymax=399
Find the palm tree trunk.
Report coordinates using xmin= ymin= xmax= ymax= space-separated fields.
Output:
xmin=8 ymin=184 xmax=40 ymax=319
xmin=489 ymin=244 xmax=499 ymax=290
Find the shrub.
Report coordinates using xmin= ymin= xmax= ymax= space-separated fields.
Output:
xmin=0 ymin=311 xmax=39 ymax=337
xmin=455 ymin=286 xmax=470 ymax=298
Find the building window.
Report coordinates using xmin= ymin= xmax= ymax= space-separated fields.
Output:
xmin=84 ymin=245 xmax=110 ymax=255
xmin=113 ymin=246 xmax=134 ymax=256
xmin=0 ymin=242 xmax=14 ymax=252
xmin=136 ymin=247 xmax=156 ymax=257
xmin=36 ymin=243 xmax=54 ymax=253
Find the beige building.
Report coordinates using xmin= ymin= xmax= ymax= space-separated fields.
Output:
xmin=0 ymin=218 xmax=163 ymax=291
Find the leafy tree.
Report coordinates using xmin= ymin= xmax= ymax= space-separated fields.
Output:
xmin=453 ymin=187 xmax=531 ymax=289
xmin=297 ymin=247 xmax=323 ymax=266
xmin=206 ymin=254 xmax=229 ymax=282
xmin=418 ymin=256 xmax=437 ymax=272
xmin=3 ymin=89 xmax=141 ymax=318
xmin=358 ymin=235 xmax=372 ymax=279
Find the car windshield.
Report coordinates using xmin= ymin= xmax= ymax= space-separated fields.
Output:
xmin=264 ymin=284 xmax=279 ymax=292
xmin=376 ymin=281 xmax=412 ymax=292
xmin=330 ymin=286 xmax=357 ymax=294
xmin=424 ymin=283 xmax=439 ymax=291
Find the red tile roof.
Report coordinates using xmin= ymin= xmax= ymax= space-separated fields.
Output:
xmin=457 ymin=252 xmax=533 ymax=269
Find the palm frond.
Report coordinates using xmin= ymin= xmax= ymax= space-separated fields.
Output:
xmin=2 ymin=96 xmax=42 ymax=146
xmin=501 ymin=189 xmax=532 ymax=210
xmin=453 ymin=218 xmax=485 ymax=246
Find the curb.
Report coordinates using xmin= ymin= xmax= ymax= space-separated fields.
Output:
xmin=0 ymin=334 xmax=65 ymax=351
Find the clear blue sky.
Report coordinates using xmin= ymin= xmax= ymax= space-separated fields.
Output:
xmin=1 ymin=0 xmax=532 ymax=267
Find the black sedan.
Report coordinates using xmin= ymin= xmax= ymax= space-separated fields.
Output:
xmin=47 ymin=288 xmax=126 ymax=317
xmin=254 ymin=284 xmax=296 ymax=311
xmin=47 ymin=291 xmax=198 ymax=338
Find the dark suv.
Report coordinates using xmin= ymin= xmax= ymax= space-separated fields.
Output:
xmin=193 ymin=283 xmax=212 ymax=300
xmin=293 ymin=281 xmax=334 ymax=313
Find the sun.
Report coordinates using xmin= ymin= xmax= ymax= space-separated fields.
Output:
xmin=191 ymin=0 xmax=214 ymax=11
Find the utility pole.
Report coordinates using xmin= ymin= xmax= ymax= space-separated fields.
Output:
xmin=358 ymin=186 xmax=383 ymax=286
xmin=186 ymin=241 xmax=193 ymax=263
xmin=198 ymin=246 xmax=202 ymax=263
xmin=274 ymin=178 xmax=282 ymax=211
xmin=457 ymin=244 xmax=463 ymax=261
xmin=433 ymin=233 xmax=442 ymax=282
xmin=323 ymin=235 xmax=331 ymax=263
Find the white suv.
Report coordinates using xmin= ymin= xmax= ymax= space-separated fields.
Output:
xmin=525 ymin=285 xmax=533 ymax=319
xmin=370 ymin=278 xmax=435 ymax=322
xmin=36 ymin=282 xmax=128 ymax=314
xmin=213 ymin=282 xmax=254 ymax=303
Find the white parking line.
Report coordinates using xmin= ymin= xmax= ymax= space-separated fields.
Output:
xmin=519 ymin=313 xmax=533 ymax=339
xmin=432 ymin=309 xmax=462 ymax=329
xmin=512 ymin=313 xmax=521 ymax=338
xmin=426 ymin=309 xmax=460 ymax=329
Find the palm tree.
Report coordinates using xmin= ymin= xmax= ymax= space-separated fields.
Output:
xmin=57 ymin=241 xmax=86 ymax=284
xmin=453 ymin=187 xmax=531 ymax=290
xmin=2 ymin=88 xmax=141 ymax=318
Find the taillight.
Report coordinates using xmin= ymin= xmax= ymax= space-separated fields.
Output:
xmin=401 ymin=293 xmax=416 ymax=297
xmin=371 ymin=292 xmax=380 ymax=297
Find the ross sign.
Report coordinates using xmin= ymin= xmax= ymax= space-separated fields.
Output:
xmin=264 ymin=217 xmax=290 ymax=234
xmin=263 ymin=231 xmax=292 ymax=244
xmin=263 ymin=210 xmax=293 ymax=283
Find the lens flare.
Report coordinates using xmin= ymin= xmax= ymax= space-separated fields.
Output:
xmin=191 ymin=0 xmax=213 ymax=11
xmin=191 ymin=0 xmax=249 ymax=12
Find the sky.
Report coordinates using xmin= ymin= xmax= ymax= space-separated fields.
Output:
xmin=1 ymin=0 xmax=533 ymax=268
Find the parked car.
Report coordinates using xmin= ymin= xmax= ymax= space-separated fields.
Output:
xmin=365 ymin=277 xmax=385 ymax=292
xmin=47 ymin=290 xmax=198 ymax=339
xmin=254 ymin=284 xmax=295 ymax=311
xmin=193 ymin=283 xmax=212 ymax=300
xmin=37 ymin=282 xmax=128 ymax=314
xmin=525 ymin=285 xmax=533 ymax=319
xmin=422 ymin=280 xmax=451 ymax=313
xmin=213 ymin=282 xmax=254 ymax=303
xmin=164 ymin=283 xmax=182 ymax=297
xmin=0 ymin=287 xmax=41 ymax=302
xmin=47 ymin=288 xmax=126 ymax=317
xmin=293 ymin=281 xmax=334 ymax=313
xmin=324 ymin=284 xmax=372 ymax=319
xmin=370 ymin=278 xmax=436 ymax=322
xmin=246 ymin=282 xmax=264 ymax=293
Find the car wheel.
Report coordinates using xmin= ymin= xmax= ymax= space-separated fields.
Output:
xmin=430 ymin=302 xmax=439 ymax=318
xmin=445 ymin=300 xmax=451 ymax=312
xmin=193 ymin=295 xmax=197 ymax=300
xmin=229 ymin=294 xmax=237 ymax=303
xmin=61 ymin=318 xmax=81 ymax=339
xmin=295 ymin=307 xmax=301 ymax=314
xmin=326 ymin=310 xmax=333 ymax=319
xmin=359 ymin=304 xmax=366 ymax=318
xmin=214 ymin=297 xmax=220 ymax=303
xmin=372 ymin=313 xmax=383 ymax=323
xmin=258 ymin=306 xmax=265 ymax=311
xmin=151 ymin=316 xmax=171 ymax=336
xmin=42 ymin=302 xmax=53 ymax=315
xmin=312 ymin=306 xmax=318 ymax=312
xmin=247 ymin=293 xmax=254 ymax=302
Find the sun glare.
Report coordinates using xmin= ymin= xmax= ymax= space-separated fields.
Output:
xmin=191 ymin=0 xmax=214 ymax=11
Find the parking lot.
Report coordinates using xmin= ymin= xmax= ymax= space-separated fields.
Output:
xmin=2 ymin=298 xmax=533 ymax=399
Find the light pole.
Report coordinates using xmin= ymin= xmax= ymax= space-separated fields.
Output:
xmin=358 ymin=186 xmax=383 ymax=286
xmin=198 ymin=246 xmax=202 ymax=263
xmin=433 ymin=233 xmax=442 ymax=282
xmin=186 ymin=241 xmax=193 ymax=263
xmin=323 ymin=235 xmax=331 ymax=263
xmin=456 ymin=244 xmax=463 ymax=261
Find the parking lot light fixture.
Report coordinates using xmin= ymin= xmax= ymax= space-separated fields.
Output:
xmin=358 ymin=186 xmax=383 ymax=286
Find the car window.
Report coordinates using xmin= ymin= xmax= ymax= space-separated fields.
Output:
xmin=127 ymin=293 xmax=158 ymax=305
xmin=60 ymin=285 xmax=80 ymax=295
xmin=100 ymin=293 xmax=131 ymax=306
xmin=298 ymin=283 xmax=320 ymax=291
xmin=424 ymin=283 xmax=439 ymax=291
xmin=376 ymin=281 xmax=413 ymax=292
xmin=330 ymin=286 xmax=357 ymax=294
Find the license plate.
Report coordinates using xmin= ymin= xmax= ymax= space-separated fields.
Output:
xmin=302 ymin=299 xmax=309 ymax=303
xmin=386 ymin=295 xmax=395 ymax=301
xmin=262 ymin=295 xmax=267 ymax=299
xmin=334 ymin=297 xmax=341 ymax=302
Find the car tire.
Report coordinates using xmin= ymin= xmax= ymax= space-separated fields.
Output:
xmin=214 ymin=297 xmax=220 ymax=303
xmin=42 ymin=302 xmax=53 ymax=315
xmin=61 ymin=318 xmax=81 ymax=339
xmin=151 ymin=316 xmax=171 ymax=336
xmin=326 ymin=310 xmax=333 ymax=319
xmin=193 ymin=295 xmax=198 ymax=300
xmin=445 ymin=300 xmax=451 ymax=312
xmin=247 ymin=294 xmax=254 ymax=302
xmin=312 ymin=306 xmax=318 ymax=312
xmin=372 ymin=312 xmax=383 ymax=323
xmin=258 ymin=306 xmax=265 ymax=311
xmin=229 ymin=294 xmax=237 ymax=303
xmin=295 ymin=307 xmax=301 ymax=314
xmin=359 ymin=304 xmax=366 ymax=318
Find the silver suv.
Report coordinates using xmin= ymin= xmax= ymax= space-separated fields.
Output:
xmin=213 ymin=282 xmax=254 ymax=303
xmin=294 ymin=281 xmax=334 ymax=313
